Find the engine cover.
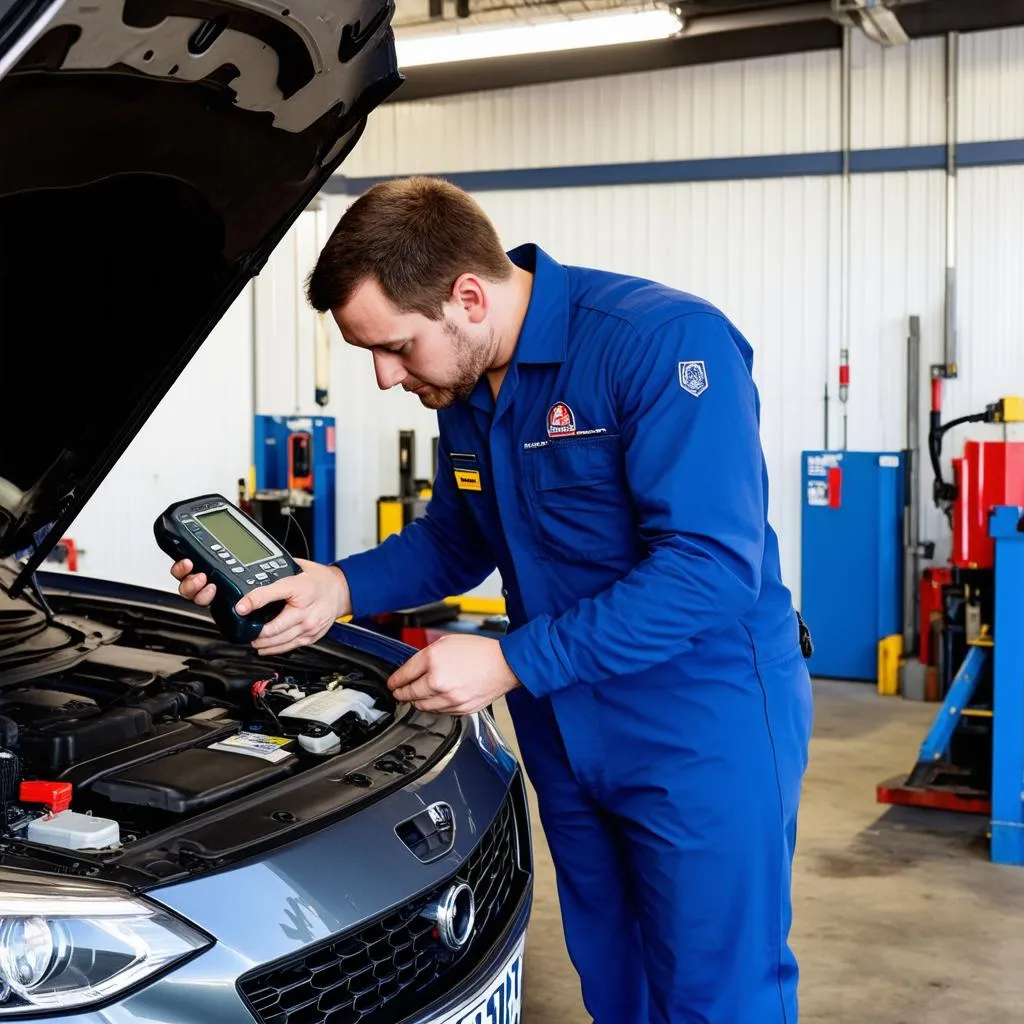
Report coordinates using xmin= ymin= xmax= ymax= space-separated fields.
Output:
xmin=0 ymin=689 xmax=153 ymax=775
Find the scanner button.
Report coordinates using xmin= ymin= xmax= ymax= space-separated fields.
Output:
xmin=210 ymin=544 xmax=222 ymax=552
xmin=232 ymin=566 xmax=245 ymax=574
xmin=255 ymin=572 xmax=268 ymax=580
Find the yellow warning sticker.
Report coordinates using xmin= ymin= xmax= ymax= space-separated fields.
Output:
xmin=454 ymin=468 xmax=482 ymax=492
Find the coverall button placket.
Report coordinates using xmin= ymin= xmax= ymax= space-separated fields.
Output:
xmin=492 ymin=367 xmax=609 ymax=796
xmin=488 ymin=383 xmax=533 ymax=627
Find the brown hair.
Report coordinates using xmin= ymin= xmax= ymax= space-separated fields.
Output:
xmin=306 ymin=176 xmax=513 ymax=318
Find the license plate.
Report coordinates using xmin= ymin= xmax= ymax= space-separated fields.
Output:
xmin=434 ymin=936 xmax=525 ymax=1024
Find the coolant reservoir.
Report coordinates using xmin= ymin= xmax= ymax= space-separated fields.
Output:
xmin=27 ymin=811 xmax=120 ymax=851
xmin=280 ymin=688 xmax=386 ymax=727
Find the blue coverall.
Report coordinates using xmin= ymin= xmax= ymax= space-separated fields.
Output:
xmin=337 ymin=244 xmax=815 ymax=1024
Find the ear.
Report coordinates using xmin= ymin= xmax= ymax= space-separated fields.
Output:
xmin=451 ymin=273 xmax=487 ymax=325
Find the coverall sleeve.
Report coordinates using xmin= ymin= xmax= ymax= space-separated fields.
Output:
xmin=500 ymin=311 xmax=765 ymax=696
xmin=334 ymin=441 xmax=497 ymax=617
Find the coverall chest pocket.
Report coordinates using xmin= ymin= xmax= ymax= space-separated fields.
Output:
xmin=526 ymin=434 xmax=634 ymax=562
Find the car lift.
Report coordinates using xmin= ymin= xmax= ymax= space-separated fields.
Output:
xmin=877 ymin=505 xmax=1024 ymax=865
xmin=878 ymin=639 xmax=992 ymax=814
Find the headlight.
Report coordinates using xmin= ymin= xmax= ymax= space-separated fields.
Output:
xmin=0 ymin=887 xmax=210 ymax=1014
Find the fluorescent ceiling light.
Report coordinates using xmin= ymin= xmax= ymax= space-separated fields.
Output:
xmin=395 ymin=9 xmax=682 ymax=68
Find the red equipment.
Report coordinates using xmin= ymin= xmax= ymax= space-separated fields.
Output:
xmin=880 ymin=394 xmax=1024 ymax=816
xmin=288 ymin=431 xmax=314 ymax=491
xmin=918 ymin=566 xmax=952 ymax=668
xmin=951 ymin=441 xmax=1024 ymax=570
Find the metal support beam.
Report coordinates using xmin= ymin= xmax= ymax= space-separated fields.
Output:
xmin=903 ymin=315 xmax=921 ymax=655
xmin=990 ymin=505 xmax=1024 ymax=865
xmin=838 ymin=23 xmax=851 ymax=450
xmin=943 ymin=30 xmax=960 ymax=377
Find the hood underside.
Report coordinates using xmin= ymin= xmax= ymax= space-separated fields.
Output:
xmin=0 ymin=0 xmax=401 ymax=570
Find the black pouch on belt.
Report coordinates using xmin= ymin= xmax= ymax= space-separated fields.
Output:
xmin=796 ymin=611 xmax=814 ymax=659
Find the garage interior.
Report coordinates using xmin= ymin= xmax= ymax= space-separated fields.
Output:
xmin=39 ymin=0 xmax=1024 ymax=1020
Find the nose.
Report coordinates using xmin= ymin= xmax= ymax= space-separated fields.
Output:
xmin=373 ymin=351 xmax=405 ymax=390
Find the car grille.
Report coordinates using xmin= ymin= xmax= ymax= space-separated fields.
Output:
xmin=238 ymin=784 xmax=528 ymax=1024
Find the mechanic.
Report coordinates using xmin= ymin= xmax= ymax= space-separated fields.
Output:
xmin=170 ymin=177 xmax=814 ymax=1024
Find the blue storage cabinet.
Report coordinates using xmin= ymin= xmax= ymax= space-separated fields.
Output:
xmin=800 ymin=450 xmax=905 ymax=681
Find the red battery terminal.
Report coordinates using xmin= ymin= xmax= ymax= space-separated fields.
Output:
xmin=19 ymin=781 xmax=73 ymax=815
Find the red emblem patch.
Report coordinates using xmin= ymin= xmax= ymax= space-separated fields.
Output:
xmin=547 ymin=402 xmax=576 ymax=438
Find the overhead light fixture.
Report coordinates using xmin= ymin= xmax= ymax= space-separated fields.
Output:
xmin=832 ymin=0 xmax=908 ymax=46
xmin=395 ymin=8 xmax=683 ymax=68
xmin=856 ymin=5 xmax=908 ymax=45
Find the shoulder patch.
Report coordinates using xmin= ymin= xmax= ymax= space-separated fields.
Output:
xmin=678 ymin=360 xmax=709 ymax=397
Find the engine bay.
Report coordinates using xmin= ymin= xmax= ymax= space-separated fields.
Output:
xmin=0 ymin=585 xmax=399 ymax=867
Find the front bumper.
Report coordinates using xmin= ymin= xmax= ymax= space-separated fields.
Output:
xmin=51 ymin=713 xmax=532 ymax=1024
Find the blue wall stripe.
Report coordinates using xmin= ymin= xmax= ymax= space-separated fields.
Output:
xmin=324 ymin=137 xmax=1024 ymax=195
xmin=959 ymin=138 xmax=1024 ymax=167
xmin=848 ymin=144 xmax=946 ymax=173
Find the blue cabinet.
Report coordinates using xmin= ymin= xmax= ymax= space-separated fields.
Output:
xmin=800 ymin=450 xmax=905 ymax=681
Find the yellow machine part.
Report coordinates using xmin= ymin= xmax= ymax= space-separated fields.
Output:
xmin=377 ymin=498 xmax=404 ymax=544
xmin=877 ymin=634 xmax=903 ymax=696
xmin=994 ymin=396 xmax=1024 ymax=423
xmin=444 ymin=596 xmax=507 ymax=616
xmin=375 ymin=485 xmax=506 ymax=615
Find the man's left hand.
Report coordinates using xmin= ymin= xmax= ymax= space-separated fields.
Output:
xmin=387 ymin=635 xmax=521 ymax=715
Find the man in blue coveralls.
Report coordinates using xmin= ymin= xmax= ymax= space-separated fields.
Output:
xmin=171 ymin=177 xmax=814 ymax=1023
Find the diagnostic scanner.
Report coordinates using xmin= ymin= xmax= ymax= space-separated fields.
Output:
xmin=154 ymin=494 xmax=301 ymax=644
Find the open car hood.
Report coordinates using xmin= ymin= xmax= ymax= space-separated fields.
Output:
xmin=0 ymin=0 xmax=401 ymax=580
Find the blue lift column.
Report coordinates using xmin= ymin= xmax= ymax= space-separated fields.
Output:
xmin=990 ymin=505 xmax=1024 ymax=866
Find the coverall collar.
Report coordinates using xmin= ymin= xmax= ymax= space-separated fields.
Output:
xmin=507 ymin=243 xmax=569 ymax=365
xmin=466 ymin=243 xmax=569 ymax=413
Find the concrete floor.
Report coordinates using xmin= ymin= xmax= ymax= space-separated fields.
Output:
xmin=493 ymin=678 xmax=1024 ymax=1023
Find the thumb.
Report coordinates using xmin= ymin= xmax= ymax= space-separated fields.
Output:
xmin=236 ymin=578 xmax=297 ymax=615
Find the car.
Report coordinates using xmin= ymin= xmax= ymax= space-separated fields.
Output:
xmin=0 ymin=2 xmax=533 ymax=1022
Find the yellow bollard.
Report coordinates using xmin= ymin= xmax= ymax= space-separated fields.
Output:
xmin=877 ymin=634 xmax=903 ymax=696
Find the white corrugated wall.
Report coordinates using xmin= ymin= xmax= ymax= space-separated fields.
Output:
xmin=348 ymin=48 xmax=840 ymax=169
xmin=66 ymin=286 xmax=255 ymax=592
xmin=67 ymin=26 xmax=1024 ymax=611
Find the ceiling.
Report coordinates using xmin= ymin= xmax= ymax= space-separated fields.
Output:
xmin=393 ymin=0 xmax=646 ymax=31
xmin=388 ymin=0 xmax=1024 ymax=100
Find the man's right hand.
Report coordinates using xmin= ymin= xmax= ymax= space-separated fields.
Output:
xmin=170 ymin=557 xmax=352 ymax=656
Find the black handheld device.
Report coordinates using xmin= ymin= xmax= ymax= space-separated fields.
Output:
xmin=154 ymin=494 xmax=302 ymax=644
